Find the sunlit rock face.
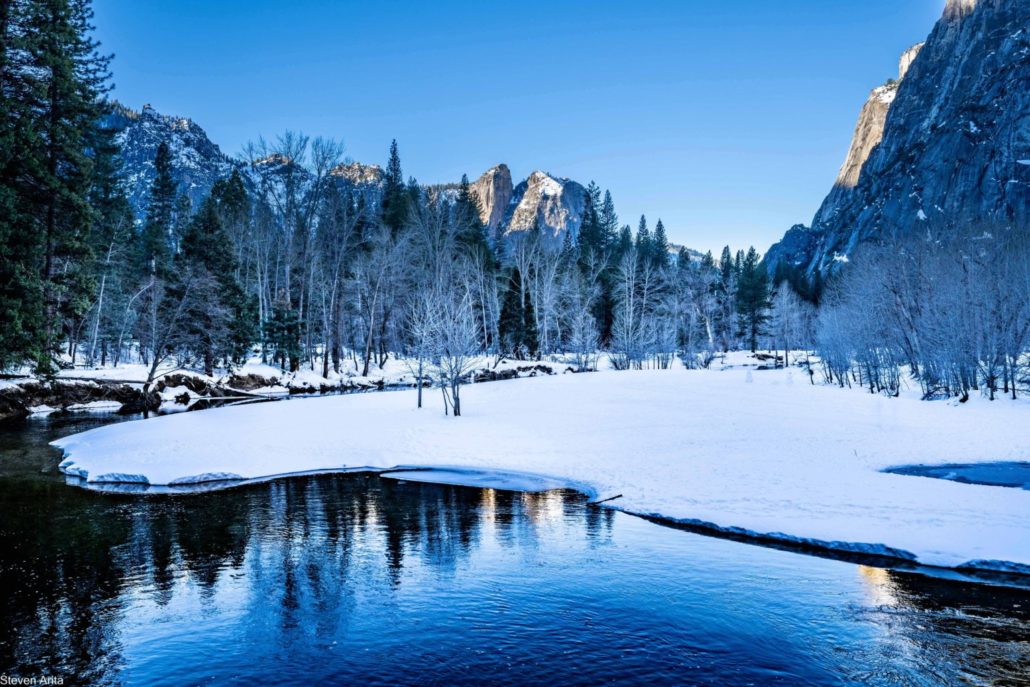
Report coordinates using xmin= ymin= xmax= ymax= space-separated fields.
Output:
xmin=470 ymin=164 xmax=513 ymax=234
xmin=944 ymin=0 xmax=979 ymax=20
xmin=766 ymin=0 xmax=1030 ymax=276
xmin=330 ymin=162 xmax=384 ymax=187
xmin=811 ymin=43 xmax=923 ymax=229
xmin=504 ymin=171 xmax=588 ymax=245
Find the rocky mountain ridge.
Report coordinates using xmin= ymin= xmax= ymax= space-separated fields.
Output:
xmin=766 ymin=0 xmax=1030 ymax=277
xmin=110 ymin=103 xmax=591 ymax=243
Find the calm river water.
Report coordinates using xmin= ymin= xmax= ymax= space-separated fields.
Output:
xmin=1 ymin=412 xmax=1028 ymax=686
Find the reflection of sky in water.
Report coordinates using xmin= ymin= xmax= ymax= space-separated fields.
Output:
xmin=1 ymin=414 xmax=1028 ymax=685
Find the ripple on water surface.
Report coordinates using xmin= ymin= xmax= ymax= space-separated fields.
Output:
xmin=0 ymin=413 xmax=1028 ymax=686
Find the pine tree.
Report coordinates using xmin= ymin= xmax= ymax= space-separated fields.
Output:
xmin=381 ymin=139 xmax=408 ymax=234
xmin=635 ymin=215 xmax=652 ymax=266
xmin=0 ymin=0 xmax=112 ymax=371
xmin=83 ymin=109 xmax=135 ymax=366
xmin=616 ymin=225 xmax=634 ymax=259
xmin=138 ymin=141 xmax=176 ymax=277
xmin=176 ymin=197 xmax=257 ymax=373
xmin=715 ymin=246 xmax=736 ymax=351
xmin=454 ymin=173 xmax=489 ymax=254
xmin=210 ymin=170 xmax=251 ymax=280
xmin=599 ymin=190 xmax=619 ymax=249
xmin=498 ymin=268 xmax=538 ymax=359
xmin=577 ymin=181 xmax=604 ymax=262
xmin=265 ymin=293 xmax=302 ymax=372
xmin=735 ymin=246 xmax=771 ymax=352
xmin=652 ymin=219 xmax=670 ymax=268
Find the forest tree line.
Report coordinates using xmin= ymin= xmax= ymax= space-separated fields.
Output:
xmin=2 ymin=0 xmax=1026 ymax=408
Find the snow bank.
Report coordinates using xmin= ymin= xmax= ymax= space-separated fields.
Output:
xmin=52 ymin=369 xmax=1030 ymax=572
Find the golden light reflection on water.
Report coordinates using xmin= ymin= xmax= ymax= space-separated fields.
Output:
xmin=482 ymin=487 xmax=496 ymax=523
xmin=858 ymin=565 xmax=900 ymax=607
xmin=520 ymin=490 xmax=566 ymax=525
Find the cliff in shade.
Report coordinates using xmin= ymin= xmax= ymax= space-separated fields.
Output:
xmin=766 ymin=0 xmax=1030 ymax=276
xmin=106 ymin=103 xmax=244 ymax=216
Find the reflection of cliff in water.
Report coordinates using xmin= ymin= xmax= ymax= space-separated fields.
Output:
xmin=856 ymin=566 xmax=1030 ymax=682
xmin=0 ymin=474 xmax=614 ymax=678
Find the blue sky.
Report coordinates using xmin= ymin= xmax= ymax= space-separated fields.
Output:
xmin=93 ymin=0 xmax=944 ymax=254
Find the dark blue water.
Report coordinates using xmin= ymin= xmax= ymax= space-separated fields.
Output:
xmin=1 ymin=413 xmax=1028 ymax=686
xmin=886 ymin=462 xmax=1030 ymax=490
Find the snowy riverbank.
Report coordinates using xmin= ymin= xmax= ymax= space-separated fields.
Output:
xmin=53 ymin=367 xmax=1030 ymax=573
xmin=0 ymin=356 xmax=572 ymax=420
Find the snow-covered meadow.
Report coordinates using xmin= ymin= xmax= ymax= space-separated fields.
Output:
xmin=52 ymin=361 xmax=1030 ymax=574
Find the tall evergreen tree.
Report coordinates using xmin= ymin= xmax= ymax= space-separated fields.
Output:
xmin=577 ymin=181 xmax=604 ymax=261
xmin=380 ymin=139 xmax=408 ymax=234
xmin=635 ymin=215 xmax=652 ymax=266
xmin=138 ymin=141 xmax=176 ymax=277
xmin=735 ymin=246 xmax=771 ymax=352
xmin=175 ymin=197 xmax=255 ymax=374
xmin=82 ymin=110 xmax=135 ymax=366
xmin=454 ymin=173 xmax=489 ymax=254
xmin=210 ymin=170 xmax=251 ymax=280
xmin=0 ymin=0 xmax=112 ymax=371
xmin=652 ymin=219 xmax=670 ymax=268
xmin=599 ymin=190 xmax=619 ymax=249
xmin=498 ymin=267 xmax=538 ymax=359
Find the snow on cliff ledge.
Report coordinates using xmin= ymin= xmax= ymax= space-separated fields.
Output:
xmin=53 ymin=369 xmax=1030 ymax=573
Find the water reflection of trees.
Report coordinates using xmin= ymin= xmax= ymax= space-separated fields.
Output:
xmin=2 ymin=469 xmax=1027 ymax=684
xmin=0 ymin=473 xmax=612 ymax=680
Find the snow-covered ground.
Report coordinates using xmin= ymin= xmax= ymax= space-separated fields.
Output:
xmin=52 ymin=364 xmax=1030 ymax=573
xmin=47 ymin=355 xmax=572 ymax=393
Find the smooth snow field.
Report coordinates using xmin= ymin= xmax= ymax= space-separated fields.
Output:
xmin=53 ymin=368 xmax=1030 ymax=573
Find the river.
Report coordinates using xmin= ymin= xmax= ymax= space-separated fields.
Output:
xmin=1 ymin=411 xmax=1027 ymax=685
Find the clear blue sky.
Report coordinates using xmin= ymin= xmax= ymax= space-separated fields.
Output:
xmin=93 ymin=0 xmax=944 ymax=254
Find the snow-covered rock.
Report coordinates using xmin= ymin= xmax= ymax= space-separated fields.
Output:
xmin=504 ymin=171 xmax=588 ymax=245
xmin=107 ymin=103 xmax=242 ymax=219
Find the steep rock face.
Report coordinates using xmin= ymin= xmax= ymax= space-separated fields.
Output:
xmin=767 ymin=0 xmax=1030 ymax=275
xmin=470 ymin=164 xmax=513 ymax=234
xmin=763 ymin=224 xmax=822 ymax=272
xmin=813 ymin=42 xmax=923 ymax=229
xmin=108 ymin=103 xmax=242 ymax=218
xmin=504 ymin=171 xmax=588 ymax=244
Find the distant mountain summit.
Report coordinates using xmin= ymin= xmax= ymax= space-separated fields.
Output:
xmin=766 ymin=0 xmax=1030 ymax=276
xmin=106 ymin=103 xmax=242 ymax=217
xmin=110 ymin=103 xmax=596 ymax=245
